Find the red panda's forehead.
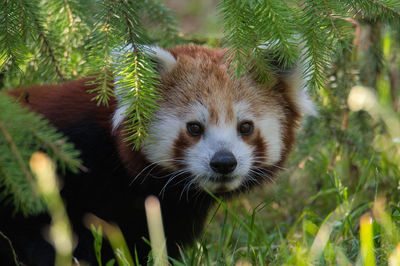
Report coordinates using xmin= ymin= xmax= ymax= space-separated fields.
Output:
xmin=159 ymin=55 xmax=281 ymax=124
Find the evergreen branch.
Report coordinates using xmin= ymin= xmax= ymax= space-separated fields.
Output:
xmin=115 ymin=49 xmax=160 ymax=150
xmin=0 ymin=159 xmax=29 ymax=212
xmin=30 ymin=129 xmax=86 ymax=173
xmin=0 ymin=94 xmax=81 ymax=215
xmin=33 ymin=18 xmax=65 ymax=81
xmin=61 ymin=0 xmax=77 ymax=61
xmin=218 ymin=0 xmax=256 ymax=77
xmin=255 ymin=0 xmax=298 ymax=66
xmin=64 ymin=0 xmax=76 ymax=29
xmin=86 ymin=0 xmax=118 ymax=106
xmin=86 ymin=0 xmax=160 ymax=148
xmin=363 ymin=0 xmax=400 ymax=18
xmin=0 ymin=0 xmax=29 ymax=69
xmin=349 ymin=0 xmax=400 ymax=24
xmin=0 ymin=121 xmax=37 ymax=198
xmin=296 ymin=0 xmax=340 ymax=91
xmin=219 ymin=0 xmax=299 ymax=78
xmin=122 ymin=9 xmax=138 ymax=46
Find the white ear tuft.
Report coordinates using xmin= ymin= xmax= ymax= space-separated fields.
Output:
xmin=144 ymin=46 xmax=177 ymax=73
xmin=112 ymin=44 xmax=177 ymax=73
xmin=112 ymin=104 xmax=128 ymax=133
xmin=285 ymin=67 xmax=318 ymax=116
xmin=257 ymin=40 xmax=317 ymax=116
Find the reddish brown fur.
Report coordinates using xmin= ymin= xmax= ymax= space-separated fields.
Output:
xmin=7 ymin=78 xmax=115 ymax=132
xmin=172 ymin=130 xmax=201 ymax=168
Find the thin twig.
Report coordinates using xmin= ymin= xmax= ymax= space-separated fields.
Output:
xmin=0 ymin=231 xmax=20 ymax=266
xmin=33 ymin=19 xmax=65 ymax=81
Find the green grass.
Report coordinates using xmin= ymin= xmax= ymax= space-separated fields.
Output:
xmin=175 ymin=50 xmax=400 ymax=264
xmin=177 ymin=152 xmax=400 ymax=265
xmin=31 ymin=86 xmax=400 ymax=265
xmin=28 ymin=69 xmax=400 ymax=265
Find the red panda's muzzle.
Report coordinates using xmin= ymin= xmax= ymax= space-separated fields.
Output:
xmin=209 ymin=150 xmax=237 ymax=175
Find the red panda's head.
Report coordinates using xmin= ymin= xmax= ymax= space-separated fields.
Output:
xmin=113 ymin=45 xmax=315 ymax=194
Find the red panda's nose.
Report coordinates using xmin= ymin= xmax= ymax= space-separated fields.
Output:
xmin=210 ymin=150 xmax=237 ymax=175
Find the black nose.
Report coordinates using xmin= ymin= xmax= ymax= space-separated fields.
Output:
xmin=210 ymin=150 xmax=237 ymax=175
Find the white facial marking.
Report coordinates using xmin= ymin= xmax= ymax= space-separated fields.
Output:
xmin=258 ymin=115 xmax=283 ymax=165
xmin=235 ymin=101 xmax=283 ymax=165
xmin=141 ymin=111 xmax=182 ymax=170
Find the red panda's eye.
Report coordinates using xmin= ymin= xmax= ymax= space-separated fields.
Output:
xmin=239 ymin=121 xmax=253 ymax=136
xmin=187 ymin=122 xmax=203 ymax=137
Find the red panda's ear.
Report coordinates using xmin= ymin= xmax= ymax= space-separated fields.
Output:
xmin=254 ymin=44 xmax=317 ymax=117
xmin=112 ymin=44 xmax=177 ymax=74
xmin=143 ymin=46 xmax=177 ymax=74
xmin=280 ymin=63 xmax=317 ymax=116
xmin=112 ymin=45 xmax=178 ymax=132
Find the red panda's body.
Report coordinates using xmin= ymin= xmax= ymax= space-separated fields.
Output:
xmin=0 ymin=45 xmax=314 ymax=265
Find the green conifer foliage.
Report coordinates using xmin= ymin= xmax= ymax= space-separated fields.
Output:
xmin=0 ymin=0 xmax=399 ymax=219
xmin=0 ymin=0 xmax=177 ymax=214
xmin=0 ymin=94 xmax=82 ymax=216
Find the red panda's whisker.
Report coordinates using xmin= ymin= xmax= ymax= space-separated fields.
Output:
xmin=151 ymin=168 xmax=190 ymax=180
xmin=271 ymin=164 xmax=287 ymax=170
xmin=180 ymin=178 xmax=199 ymax=201
xmin=248 ymin=168 xmax=275 ymax=184
xmin=131 ymin=159 xmax=186 ymax=185
xmin=251 ymin=158 xmax=288 ymax=171
xmin=249 ymin=164 xmax=275 ymax=173
xmin=159 ymin=170 xmax=192 ymax=198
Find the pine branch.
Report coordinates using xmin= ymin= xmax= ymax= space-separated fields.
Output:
xmin=0 ymin=120 xmax=43 ymax=215
xmin=0 ymin=0 xmax=30 ymax=69
xmin=352 ymin=0 xmax=400 ymax=24
xmin=33 ymin=18 xmax=66 ymax=81
xmin=115 ymin=48 xmax=161 ymax=150
xmin=0 ymin=93 xmax=82 ymax=215
xmin=41 ymin=0 xmax=89 ymax=79
xmin=85 ymin=0 xmax=161 ymax=148
xmin=0 ymin=122 xmax=37 ymax=194
xmin=218 ymin=0 xmax=299 ymax=79
xmin=297 ymin=0 xmax=345 ymax=91
xmin=86 ymin=0 xmax=117 ymax=106
xmin=30 ymin=129 xmax=85 ymax=173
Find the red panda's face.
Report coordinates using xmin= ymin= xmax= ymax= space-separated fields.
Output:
xmin=158 ymin=100 xmax=284 ymax=193
xmin=113 ymin=45 xmax=315 ymax=194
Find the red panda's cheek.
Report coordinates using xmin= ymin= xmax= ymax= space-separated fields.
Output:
xmin=171 ymin=129 xmax=201 ymax=168
xmin=254 ymin=114 xmax=284 ymax=165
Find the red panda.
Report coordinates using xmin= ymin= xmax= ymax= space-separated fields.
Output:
xmin=1 ymin=45 xmax=314 ymax=265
